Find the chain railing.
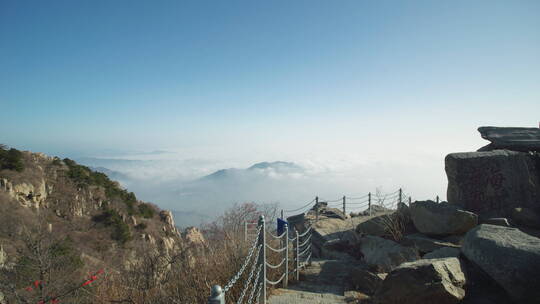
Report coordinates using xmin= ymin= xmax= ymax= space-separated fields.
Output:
xmin=208 ymin=216 xmax=313 ymax=304
xmin=280 ymin=188 xmax=435 ymax=219
xmin=209 ymin=188 xmax=433 ymax=303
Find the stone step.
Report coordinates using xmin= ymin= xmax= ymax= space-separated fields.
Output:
xmin=267 ymin=259 xmax=364 ymax=304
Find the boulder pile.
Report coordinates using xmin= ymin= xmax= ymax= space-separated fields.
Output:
xmin=287 ymin=126 xmax=540 ymax=303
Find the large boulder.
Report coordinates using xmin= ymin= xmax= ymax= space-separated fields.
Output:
xmin=478 ymin=126 xmax=540 ymax=152
xmin=356 ymin=214 xmax=393 ymax=237
xmin=462 ymin=224 xmax=540 ymax=303
xmin=373 ymin=257 xmax=466 ymax=304
xmin=349 ymin=267 xmax=386 ymax=295
xmin=410 ymin=201 xmax=477 ymax=236
xmin=359 ymin=236 xmax=419 ymax=272
xmin=445 ymin=150 xmax=540 ymax=219
xmin=402 ymin=233 xmax=460 ymax=254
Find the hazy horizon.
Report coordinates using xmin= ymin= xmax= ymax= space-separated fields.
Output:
xmin=1 ymin=0 xmax=539 ymax=225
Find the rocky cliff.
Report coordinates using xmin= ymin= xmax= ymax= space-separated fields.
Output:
xmin=0 ymin=148 xmax=185 ymax=271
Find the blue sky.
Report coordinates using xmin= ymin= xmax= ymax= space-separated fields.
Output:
xmin=1 ymin=1 xmax=539 ymax=205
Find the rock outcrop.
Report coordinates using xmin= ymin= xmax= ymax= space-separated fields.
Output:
xmin=359 ymin=236 xmax=419 ymax=272
xmin=183 ymin=227 xmax=206 ymax=246
xmin=445 ymin=150 xmax=540 ymax=219
xmin=461 ymin=224 xmax=540 ymax=304
xmin=410 ymin=201 xmax=477 ymax=236
xmin=478 ymin=126 xmax=540 ymax=152
xmin=373 ymin=257 xmax=466 ymax=304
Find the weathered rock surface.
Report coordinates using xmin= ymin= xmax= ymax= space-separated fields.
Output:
xmin=182 ymin=227 xmax=206 ymax=245
xmin=373 ymin=257 xmax=466 ymax=304
xmin=410 ymin=201 xmax=477 ymax=235
xmin=482 ymin=217 xmax=511 ymax=227
xmin=356 ymin=214 xmax=393 ymax=237
xmin=445 ymin=150 xmax=540 ymax=219
xmin=359 ymin=236 xmax=419 ymax=272
xmin=511 ymin=207 xmax=540 ymax=229
xmin=349 ymin=267 xmax=386 ymax=295
xmin=462 ymin=224 xmax=540 ymax=303
xmin=402 ymin=233 xmax=460 ymax=254
xmin=478 ymin=126 xmax=540 ymax=152
xmin=423 ymin=247 xmax=461 ymax=259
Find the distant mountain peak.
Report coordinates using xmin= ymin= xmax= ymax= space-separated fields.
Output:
xmin=247 ymin=161 xmax=301 ymax=170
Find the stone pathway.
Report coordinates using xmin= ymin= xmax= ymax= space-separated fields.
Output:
xmin=268 ymin=259 xmax=363 ymax=304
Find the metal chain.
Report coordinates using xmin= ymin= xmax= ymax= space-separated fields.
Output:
xmin=224 ymin=225 xmax=262 ymax=292
xmin=246 ymin=267 xmax=263 ymax=304
xmin=254 ymin=281 xmax=263 ymax=304
xmin=236 ymin=247 xmax=262 ymax=304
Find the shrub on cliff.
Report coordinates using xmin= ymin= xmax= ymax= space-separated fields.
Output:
xmin=0 ymin=145 xmax=24 ymax=172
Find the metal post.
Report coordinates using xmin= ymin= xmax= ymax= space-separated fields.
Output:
xmin=284 ymin=223 xmax=289 ymax=288
xmin=280 ymin=209 xmax=284 ymax=220
xmin=208 ymin=285 xmax=225 ymax=304
xmin=258 ymin=216 xmax=266 ymax=304
xmin=342 ymin=196 xmax=346 ymax=217
xmin=315 ymin=196 xmax=319 ymax=221
xmin=295 ymin=229 xmax=300 ymax=281
xmin=408 ymin=197 xmax=412 ymax=206
xmin=436 ymin=195 xmax=439 ymax=203
xmin=398 ymin=188 xmax=402 ymax=206
xmin=368 ymin=192 xmax=372 ymax=216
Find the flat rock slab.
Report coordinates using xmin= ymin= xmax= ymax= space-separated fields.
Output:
xmin=478 ymin=126 xmax=540 ymax=152
xmin=410 ymin=201 xmax=477 ymax=236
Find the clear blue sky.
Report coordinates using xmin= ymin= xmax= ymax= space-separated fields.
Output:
xmin=1 ymin=0 xmax=539 ymax=157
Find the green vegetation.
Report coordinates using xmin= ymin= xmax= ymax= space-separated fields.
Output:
xmin=0 ymin=145 xmax=24 ymax=172
xmin=63 ymin=158 xmax=139 ymax=215
xmin=135 ymin=222 xmax=147 ymax=230
xmin=92 ymin=208 xmax=132 ymax=244
xmin=138 ymin=203 xmax=155 ymax=218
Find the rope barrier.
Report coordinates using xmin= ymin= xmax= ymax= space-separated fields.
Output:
xmin=266 ymin=273 xmax=287 ymax=286
xmin=267 ymin=230 xmax=286 ymax=239
xmin=297 ymin=226 xmax=312 ymax=238
xmin=265 ymin=243 xmax=287 ymax=253
xmin=283 ymin=198 xmax=316 ymax=212
xmin=266 ymin=258 xmax=286 ymax=269
xmin=298 ymin=245 xmax=311 ymax=257
xmin=212 ymin=188 xmax=412 ymax=304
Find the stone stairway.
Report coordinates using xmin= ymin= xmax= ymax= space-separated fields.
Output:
xmin=268 ymin=259 xmax=363 ymax=304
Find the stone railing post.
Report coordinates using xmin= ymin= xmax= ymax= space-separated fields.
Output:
xmin=208 ymin=285 xmax=225 ymax=304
